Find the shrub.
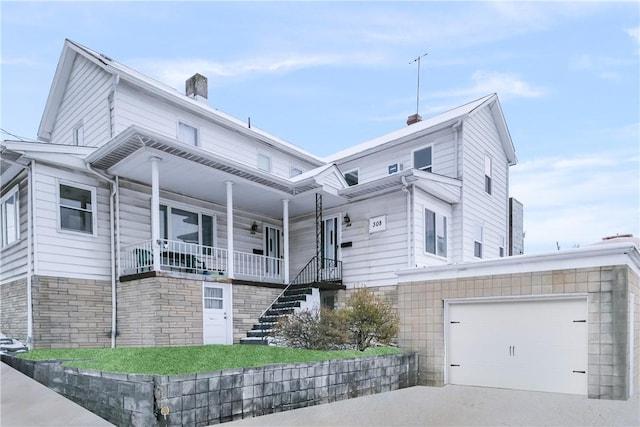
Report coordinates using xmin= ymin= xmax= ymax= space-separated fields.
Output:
xmin=272 ymin=306 xmax=348 ymax=350
xmin=343 ymin=288 xmax=399 ymax=351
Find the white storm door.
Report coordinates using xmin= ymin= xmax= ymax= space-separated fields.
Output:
xmin=447 ymin=297 xmax=588 ymax=395
xmin=203 ymin=283 xmax=231 ymax=344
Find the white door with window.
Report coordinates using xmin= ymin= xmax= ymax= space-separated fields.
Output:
xmin=203 ymin=283 xmax=232 ymax=344
xmin=264 ymin=225 xmax=282 ymax=279
xmin=321 ymin=217 xmax=339 ymax=280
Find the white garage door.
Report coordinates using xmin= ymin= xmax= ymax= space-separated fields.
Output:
xmin=447 ymin=297 xmax=588 ymax=395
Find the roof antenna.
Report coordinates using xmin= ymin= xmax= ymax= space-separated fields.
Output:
xmin=407 ymin=53 xmax=427 ymax=125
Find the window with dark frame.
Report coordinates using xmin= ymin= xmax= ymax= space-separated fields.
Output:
xmin=344 ymin=170 xmax=359 ymax=186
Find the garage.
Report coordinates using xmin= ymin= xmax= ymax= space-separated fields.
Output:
xmin=446 ymin=296 xmax=588 ymax=395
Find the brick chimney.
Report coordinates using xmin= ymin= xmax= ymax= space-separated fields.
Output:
xmin=406 ymin=113 xmax=422 ymax=126
xmin=186 ymin=73 xmax=208 ymax=103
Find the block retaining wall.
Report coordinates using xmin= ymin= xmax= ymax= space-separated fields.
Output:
xmin=2 ymin=352 xmax=417 ymax=427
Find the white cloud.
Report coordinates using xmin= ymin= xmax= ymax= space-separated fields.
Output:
xmin=510 ymin=151 xmax=639 ymax=253
xmin=431 ymin=70 xmax=547 ymax=101
xmin=625 ymin=26 xmax=640 ymax=45
xmin=0 ymin=57 xmax=38 ymax=66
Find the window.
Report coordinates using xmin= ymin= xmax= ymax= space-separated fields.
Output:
xmin=290 ymin=167 xmax=303 ymax=177
xmin=413 ymin=146 xmax=432 ymax=172
xmin=474 ymin=224 xmax=484 ymax=258
xmin=59 ymin=183 xmax=95 ymax=234
xmin=178 ymin=121 xmax=198 ymax=146
xmin=257 ymin=153 xmax=272 ymax=172
xmin=344 ymin=169 xmax=358 ymax=186
xmin=73 ymin=124 xmax=84 ymax=146
xmin=499 ymin=235 xmax=505 ymax=257
xmin=1 ymin=185 xmax=19 ymax=247
xmin=484 ymin=155 xmax=492 ymax=194
xmin=425 ymin=209 xmax=447 ymax=257
xmin=159 ymin=204 xmax=215 ymax=247
xmin=204 ymin=287 xmax=224 ymax=309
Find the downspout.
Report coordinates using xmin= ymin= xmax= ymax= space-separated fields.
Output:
xmin=26 ymin=161 xmax=34 ymax=349
xmin=85 ymin=163 xmax=118 ymax=348
xmin=401 ymin=176 xmax=412 ymax=268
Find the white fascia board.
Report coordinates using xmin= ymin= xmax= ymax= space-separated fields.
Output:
xmin=2 ymin=141 xmax=95 ymax=156
xmin=396 ymin=243 xmax=640 ymax=282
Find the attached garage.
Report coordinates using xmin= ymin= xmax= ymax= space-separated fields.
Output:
xmin=446 ymin=296 xmax=588 ymax=395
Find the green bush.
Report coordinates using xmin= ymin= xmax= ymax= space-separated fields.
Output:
xmin=272 ymin=306 xmax=348 ymax=350
xmin=343 ymin=288 xmax=399 ymax=351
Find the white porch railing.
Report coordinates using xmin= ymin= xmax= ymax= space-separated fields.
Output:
xmin=119 ymin=239 xmax=284 ymax=283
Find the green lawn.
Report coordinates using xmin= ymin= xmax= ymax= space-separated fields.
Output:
xmin=19 ymin=345 xmax=402 ymax=375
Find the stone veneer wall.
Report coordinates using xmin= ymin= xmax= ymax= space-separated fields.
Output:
xmin=32 ymin=275 xmax=111 ymax=349
xmin=117 ymin=274 xmax=203 ymax=347
xmin=232 ymin=284 xmax=282 ymax=343
xmin=397 ymin=265 xmax=636 ymax=400
xmin=0 ymin=277 xmax=28 ymax=343
xmin=3 ymin=352 xmax=417 ymax=427
xmin=629 ymin=268 xmax=640 ymax=395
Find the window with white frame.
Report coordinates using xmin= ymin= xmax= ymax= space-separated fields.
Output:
xmin=73 ymin=123 xmax=84 ymax=146
xmin=413 ymin=146 xmax=432 ymax=172
xmin=178 ymin=121 xmax=198 ymax=146
xmin=1 ymin=185 xmax=20 ymax=248
xmin=290 ymin=167 xmax=303 ymax=177
xmin=484 ymin=155 xmax=493 ymax=194
xmin=204 ymin=287 xmax=224 ymax=309
xmin=257 ymin=153 xmax=272 ymax=172
xmin=499 ymin=235 xmax=505 ymax=257
xmin=344 ymin=169 xmax=359 ymax=186
xmin=425 ymin=208 xmax=447 ymax=257
xmin=474 ymin=224 xmax=484 ymax=258
xmin=59 ymin=183 xmax=95 ymax=234
xmin=159 ymin=204 xmax=215 ymax=248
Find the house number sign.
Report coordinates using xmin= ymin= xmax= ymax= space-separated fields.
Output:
xmin=369 ymin=215 xmax=386 ymax=233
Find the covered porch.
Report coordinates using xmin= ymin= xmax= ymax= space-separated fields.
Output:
xmin=85 ymin=126 xmax=348 ymax=285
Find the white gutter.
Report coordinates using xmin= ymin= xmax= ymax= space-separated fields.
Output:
xmin=85 ymin=164 xmax=118 ymax=348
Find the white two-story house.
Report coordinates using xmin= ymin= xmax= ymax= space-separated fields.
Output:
xmin=1 ymin=39 xmax=520 ymax=349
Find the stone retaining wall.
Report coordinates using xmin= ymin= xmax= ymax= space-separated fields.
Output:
xmin=2 ymin=352 xmax=417 ymax=427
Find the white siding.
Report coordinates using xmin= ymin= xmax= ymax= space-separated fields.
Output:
xmin=460 ymin=108 xmax=509 ymax=261
xmin=49 ymin=56 xmax=112 ymax=147
xmin=336 ymin=127 xmax=457 ymax=185
xmin=0 ymin=173 xmax=29 ymax=282
xmin=413 ymin=187 xmax=454 ymax=268
xmin=114 ymin=83 xmax=318 ymax=178
xmin=289 ymin=191 xmax=409 ymax=288
xmin=33 ymin=164 xmax=112 ymax=280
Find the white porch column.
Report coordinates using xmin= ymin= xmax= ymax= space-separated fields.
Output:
xmin=150 ymin=156 xmax=161 ymax=271
xmin=282 ymin=198 xmax=290 ymax=284
xmin=226 ymin=181 xmax=234 ymax=279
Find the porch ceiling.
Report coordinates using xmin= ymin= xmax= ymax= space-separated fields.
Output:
xmin=86 ymin=126 xmax=345 ymax=218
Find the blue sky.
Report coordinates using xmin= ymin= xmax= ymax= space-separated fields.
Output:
xmin=1 ymin=1 xmax=638 ymax=254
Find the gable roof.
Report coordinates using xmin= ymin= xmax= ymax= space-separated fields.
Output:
xmin=38 ymin=39 xmax=324 ymax=166
xmin=324 ymin=94 xmax=517 ymax=166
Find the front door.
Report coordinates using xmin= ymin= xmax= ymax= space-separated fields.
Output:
xmin=321 ymin=217 xmax=339 ymax=280
xmin=203 ymin=282 xmax=231 ymax=344
xmin=264 ymin=225 xmax=282 ymax=278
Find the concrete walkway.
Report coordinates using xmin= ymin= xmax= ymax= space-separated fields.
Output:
xmin=227 ymin=385 xmax=640 ymax=427
xmin=1 ymin=362 xmax=114 ymax=427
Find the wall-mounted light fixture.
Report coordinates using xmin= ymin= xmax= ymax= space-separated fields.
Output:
xmin=250 ymin=221 xmax=259 ymax=234
xmin=343 ymin=213 xmax=351 ymax=226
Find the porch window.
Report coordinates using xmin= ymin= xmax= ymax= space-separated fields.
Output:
xmin=413 ymin=146 xmax=432 ymax=172
xmin=159 ymin=204 xmax=215 ymax=247
xmin=425 ymin=208 xmax=447 ymax=257
xmin=1 ymin=185 xmax=19 ymax=248
xmin=178 ymin=121 xmax=198 ymax=146
xmin=59 ymin=183 xmax=95 ymax=235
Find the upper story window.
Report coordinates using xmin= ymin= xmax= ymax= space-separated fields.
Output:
xmin=59 ymin=182 xmax=95 ymax=235
xmin=425 ymin=208 xmax=447 ymax=257
xmin=413 ymin=146 xmax=432 ymax=172
xmin=1 ymin=185 xmax=20 ymax=248
xmin=474 ymin=224 xmax=484 ymax=258
xmin=290 ymin=167 xmax=303 ymax=177
xmin=73 ymin=123 xmax=84 ymax=146
xmin=344 ymin=169 xmax=359 ymax=186
xmin=484 ymin=155 xmax=493 ymax=195
xmin=499 ymin=235 xmax=506 ymax=257
xmin=178 ymin=121 xmax=198 ymax=146
xmin=257 ymin=153 xmax=272 ymax=172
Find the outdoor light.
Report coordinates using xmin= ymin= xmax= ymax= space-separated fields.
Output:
xmin=250 ymin=222 xmax=259 ymax=234
xmin=343 ymin=213 xmax=351 ymax=226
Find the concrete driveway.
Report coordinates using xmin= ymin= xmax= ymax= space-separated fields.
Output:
xmin=226 ymin=385 xmax=640 ymax=427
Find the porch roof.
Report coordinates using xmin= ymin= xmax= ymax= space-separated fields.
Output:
xmin=85 ymin=126 xmax=347 ymax=217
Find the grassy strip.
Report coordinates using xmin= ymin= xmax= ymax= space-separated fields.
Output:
xmin=19 ymin=345 xmax=401 ymax=375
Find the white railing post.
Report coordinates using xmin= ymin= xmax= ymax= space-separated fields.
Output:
xmin=283 ymin=198 xmax=290 ymax=284
xmin=226 ymin=181 xmax=234 ymax=279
